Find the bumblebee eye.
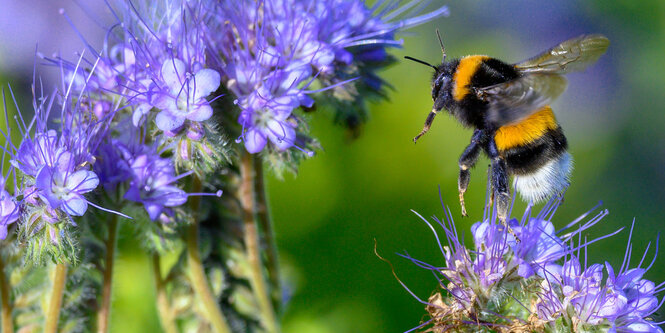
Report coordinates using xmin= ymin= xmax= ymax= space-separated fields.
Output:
xmin=432 ymin=76 xmax=449 ymax=100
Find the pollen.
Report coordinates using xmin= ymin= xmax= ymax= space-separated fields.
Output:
xmin=494 ymin=106 xmax=558 ymax=151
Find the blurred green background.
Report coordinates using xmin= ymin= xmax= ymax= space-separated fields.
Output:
xmin=1 ymin=0 xmax=664 ymax=332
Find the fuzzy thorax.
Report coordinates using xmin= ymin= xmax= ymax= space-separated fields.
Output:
xmin=513 ymin=152 xmax=572 ymax=203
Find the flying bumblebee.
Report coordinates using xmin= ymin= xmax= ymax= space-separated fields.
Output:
xmin=406 ymin=32 xmax=609 ymax=226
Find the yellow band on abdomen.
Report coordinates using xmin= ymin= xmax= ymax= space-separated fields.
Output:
xmin=453 ymin=55 xmax=489 ymax=101
xmin=494 ymin=106 xmax=558 ymax=151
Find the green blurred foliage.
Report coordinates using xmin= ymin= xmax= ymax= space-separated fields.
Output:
xmin=0 ymin=0 xmax=663 ymax=332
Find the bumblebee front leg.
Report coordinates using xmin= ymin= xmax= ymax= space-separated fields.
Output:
xmin=487 ymin=137 xmax=518 ymax=240
xmin=458 ymin=129 xmax=484 ymax=217
xmin=413 ymin=109 xmax=438 ymax=143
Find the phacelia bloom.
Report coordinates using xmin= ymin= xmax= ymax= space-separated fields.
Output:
xmin=10 ymin=82 xmax=108 ymax=219
xmin=124 ymin=149 xmax=188 ymax=221
xmin=35 ymin=152 xmax=99 ymax=216
xmin=152 ymin=59 xmax=221 ymax=131
xmin=401 ymin=195 xmax=663 ymax=333
xmin=211 ymin=0 xmax=449 ymax=153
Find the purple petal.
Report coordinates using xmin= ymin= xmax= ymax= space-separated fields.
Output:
xmin=132 ymin=103 xmax=152 ymax=126
xmin=62 ymin=193 xmax=88 ymax=216
xmin=244 ymin=128 xmax=267 ymax=153
xmin=145 ymin=203 xmax=163 ymax=221
xmin=625 ymin=320 xmax=664 ymax=333
xmin=161 ymin=58 xmax=186 ymax=92
xmin=66 ymin=170 xmax=99 ymax=194
xmin=154 ymin=186 xmax=187 ymax=206
xmin=155 ymin=111 xmax=185 ymax=131
xmin=191 ymin=69 xmax=221 ymax=100
xmin=0 ymin=225 xmax=7 ymax=240
xmin=632 ymin=296 xmax=659 ymax=315
xmin=267 ymin=120 xmax=295 ymax=150
xmin=124 ymin=186 xmax=142 ymax=203
xmin=186 ymin=104 xmax=213 ymax=122
xmin=55 ymin=151 xmax=74 ymax=172
xmin=35 ymin=166 xmax=62 ymax=209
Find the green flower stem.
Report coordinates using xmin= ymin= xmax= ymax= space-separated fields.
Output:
xmin=0 ymin=254 xmax=13 ymax=333
xmin=186 ymin=175 xmax=231 ymax=333
xmin=253 ymin=155 xmax=282 ymax=309
xmin=241 ymin=152 xmax=280 ymax=333
xmin=97 ymin=214 xmax=118 ymax=333
xmin=44 ymin=263 xmax=67 ymax=333
xmin=152 ymin=254 xmax=177 ymax=333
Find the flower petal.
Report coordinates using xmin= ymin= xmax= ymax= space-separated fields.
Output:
xmin=62 ymin=193 xmax=88 ymax=216
xmin=132 ymin=103 xmax=153 ymax=126
xmin=267 ymin=120 xmax=295 ymax=151
xmin=191 ymin=69 xmax=221 ymax=100
xmin=244 ymin=128 xmax=267 ymax=153
xmin=66 ymin=169 xmax=99 ymax=194
xmin=145 ymin=203 xmax=163 ymax=221
xmin=186 ymin=104 xmax=213 ymax=122
xmin=161 ymin=58 xmax=186 ymax=92
xmin=155 ymin=111 xmax=185 ymax=131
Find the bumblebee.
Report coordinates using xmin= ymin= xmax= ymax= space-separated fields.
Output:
xmin=407 ymin=32 xmax=609 ymax=227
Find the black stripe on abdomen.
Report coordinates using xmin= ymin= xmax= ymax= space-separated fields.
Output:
xmin=502 ymin=126 xmax=568 ymax=175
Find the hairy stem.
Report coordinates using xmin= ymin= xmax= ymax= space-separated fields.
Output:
xmin=97 ymin=215 xmax=118 ymax=333
xmin=241 ymin=152 xmax=279 ymax=332
xmin=186 ymin=176 xmax=231 ymax=333
xmin=44 ymin=263 xmax=67 ymax=333
xmin=0 ymin=254 xmax=13 ymax=333
xmin=152 ymin=254 xmax=178 ymax=333
xmin=253 ymin=155 xmax=282 ymax=309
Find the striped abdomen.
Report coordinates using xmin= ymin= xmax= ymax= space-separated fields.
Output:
xmin=494 ymin=106 xmax=571 ymax=202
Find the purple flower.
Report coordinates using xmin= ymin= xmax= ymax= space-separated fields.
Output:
xmin=34 ymin=152 xmax=99 ymax=217
xmin=11 ymin=129 xmax=60 ymax=177
xmin=238 ymin=84 xmax=304 ymax=153
xmin=512 ymin=217 xmax=566 ymax=279
xmin=152 ymin=59 xmax=221 ymax=131
xmin=124 ymin=150 xmax=188 ymax=221
xmin=93 ymin=140 xmax=133 ymax=192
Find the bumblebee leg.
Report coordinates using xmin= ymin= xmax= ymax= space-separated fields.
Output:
xmin=413 ymin=109 xmax=438 ymax=143
xmin=487 ymin=137 xmax=519 ymax=241
xmin=458 ymin=129 xmax=484 ymax=216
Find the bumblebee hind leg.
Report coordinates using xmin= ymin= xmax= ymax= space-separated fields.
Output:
xmin=458 ymin=129 xmax=484 ymax=216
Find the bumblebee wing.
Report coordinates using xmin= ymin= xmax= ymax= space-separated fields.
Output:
xmin=515 ymin=34 xmax=609 ymax=74
xmin=480 ymin=73 xmax=568 ymax=127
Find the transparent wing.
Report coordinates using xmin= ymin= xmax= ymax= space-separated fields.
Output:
xmin=516 ymin=34 xmax=610 ymax=74
xmin=479 ymin=73 xmax=568 ymax=127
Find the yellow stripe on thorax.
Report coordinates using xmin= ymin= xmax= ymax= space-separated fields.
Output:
xmin=494 ymin=106 xmax=558 ymax=151
xmin=453 ymin=55 xmax=489 ymax=101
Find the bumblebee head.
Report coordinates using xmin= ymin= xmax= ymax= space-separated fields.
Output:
xmin=431 ymin=68 xmax=452 ymax=110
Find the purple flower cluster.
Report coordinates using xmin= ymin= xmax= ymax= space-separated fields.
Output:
xmin=405 ymin=197 xmax=663 ymax=332
xmin=5 ymin=0 xmax=446 ymax=260
xmin=210 ymin=0 xmax=449 ymax=153
xmin=0 ymin=71 xmax=113 ymax=248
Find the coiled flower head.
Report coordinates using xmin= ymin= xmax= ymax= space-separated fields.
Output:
xmin=401 ymin=194 xmax=663 ymax=333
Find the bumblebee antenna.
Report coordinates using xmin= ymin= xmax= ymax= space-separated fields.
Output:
xmin=436 ymin=29 xmax=446 ymax=62
xmin=404 ymin=56 xmax=438 ymax=70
